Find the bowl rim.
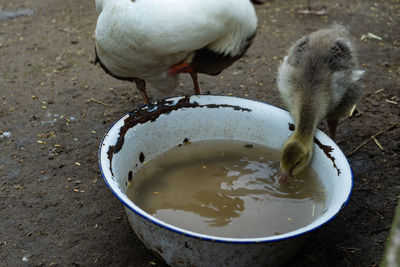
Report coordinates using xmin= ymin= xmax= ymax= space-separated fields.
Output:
xmin=98 ymin=95 xmax=353 ymax=244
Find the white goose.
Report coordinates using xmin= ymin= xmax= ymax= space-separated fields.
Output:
xmin=94 ymin=0 xmax=257 ymax=103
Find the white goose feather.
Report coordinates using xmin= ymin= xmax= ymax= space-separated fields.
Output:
xmin=95 ymin=0 xmax=257 ymax=100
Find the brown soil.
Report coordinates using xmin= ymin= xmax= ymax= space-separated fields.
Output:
xmin=0 ymin=0 xmax=399 ymax=266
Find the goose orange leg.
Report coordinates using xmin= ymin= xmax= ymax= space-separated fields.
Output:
xmin=134 ymin=78 xmax=150 ymax=104
xmin=168 ymin=63 xmax=202 ymax=95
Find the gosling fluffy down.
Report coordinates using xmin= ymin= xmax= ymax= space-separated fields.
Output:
xmin=277 ymin=25 xmax=364 ymax=181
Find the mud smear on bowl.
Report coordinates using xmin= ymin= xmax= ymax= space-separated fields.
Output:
xmin=107 ymin=96 xmax=252 ymax=176
xmin=126 ymin=140 xmax=327 ymax=238
xmin=288 ymin=123 xmax=341 ymax=176
xmin=114 ymin=96 xmax=251 ymax=154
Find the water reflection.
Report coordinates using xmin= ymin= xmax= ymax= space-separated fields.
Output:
xmin=128 ymin=140 xmax=326 ymax=237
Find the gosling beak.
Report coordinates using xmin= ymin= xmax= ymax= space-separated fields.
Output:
xmin=279 ymin=169 xmax=292 ymax=183
xmin=167 ymin=62 xmax=193 ymax=75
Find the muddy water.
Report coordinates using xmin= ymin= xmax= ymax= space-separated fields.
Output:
xmin=126 ymin=140 xmax=326 ymax=238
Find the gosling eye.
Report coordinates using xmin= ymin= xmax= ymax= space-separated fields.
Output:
xmin=295 ymin=159 xmax=301 ymax=166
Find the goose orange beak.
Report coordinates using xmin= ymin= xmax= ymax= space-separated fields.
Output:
xmin=167 ymin=63 xmax=193 ymax=75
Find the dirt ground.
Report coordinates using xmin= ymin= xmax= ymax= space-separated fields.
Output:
xmin=1 ymin=0 xmax=399 ymax=266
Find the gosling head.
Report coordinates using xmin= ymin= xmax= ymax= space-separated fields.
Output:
xmin=279 ymin=139 xmax=313 ymax=182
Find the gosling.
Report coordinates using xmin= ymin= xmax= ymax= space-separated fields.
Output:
xmin=277 ymin=25 xmax=364 ymax=182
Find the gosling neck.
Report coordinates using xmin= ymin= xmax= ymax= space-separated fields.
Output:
xmin=291 ymin=105 xmax=319 ymax=146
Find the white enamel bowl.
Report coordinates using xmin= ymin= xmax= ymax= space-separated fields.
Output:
xmin=99 ymin=95 xmax=352 ymax=267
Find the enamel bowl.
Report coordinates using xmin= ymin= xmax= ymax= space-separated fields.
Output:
xmin=99 ymin=95 xmax=352 ymax=266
